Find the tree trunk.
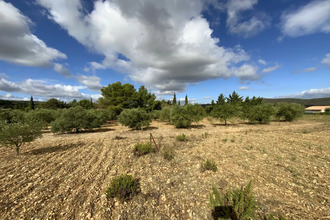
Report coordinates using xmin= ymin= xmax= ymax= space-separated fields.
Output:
xmin=225 ymin=119 xmax=227 ymax=125
xmin=16 ymin=144 xmax=20 ymax=155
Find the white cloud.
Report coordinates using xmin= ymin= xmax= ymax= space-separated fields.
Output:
xmin=233 ymin=64 xmax=260 ymax=83
xmin=204 ymin=96 xmax=212 ymax=99
xmin=278 ymin=87 xmax=330 ymax=99
xmin=262 ymin=64 xmax=280 ymax=73
xmin=37 ymin=0 xmax=262 ymax=94
xmin=239 ymin=86 xmax=251 ymax=90
xmin=322 ymin=53 xmax=330 ymax=67
xmin=53 ymin=63 xmax=102 ymax=90
xmin=281 ymin=0 xmax=330 ymax=37
xmin=0 ymin=76 xmax=100 ymax=100
xmin=302 ymin=67 xmax=317 ymax=73
xmin=226 ymin=0 xmax=270 ymax=38
xmin=258 ymin=59 xmax=267 ymax=65
xmin=0 ymin=1 xmax=66 ymax=67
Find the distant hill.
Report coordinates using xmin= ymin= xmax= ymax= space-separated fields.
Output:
xmin=263 ymin=97 xmax=330 ymax=106
xmin=0 ymin=99 xmax=41 ymax=109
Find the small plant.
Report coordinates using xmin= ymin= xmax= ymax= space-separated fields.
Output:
xmin=105 ymin=174 xmax=140 ymax=201
xmin=222 ymin=138 xmax=228 ymax=143
xmin=202 ymin=159 xmax=218 ymax=172
xmin=230 ymin=137 xmax=235 ymax=143
xmin=202 ymin=132 xmax=209 ymax=138
xmin=210 ymin=180 xmax=257 ymax=220
xmin=133 ymin=142 xmax=155 ymax=156
xmin=176 ymin=133 xmax=187 ymax=142
xmin=162 ymin=148 xmax=174 ymax=160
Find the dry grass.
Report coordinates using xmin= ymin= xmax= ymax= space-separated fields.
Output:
xmin=0 ymin=115 xmax=329 ymax=219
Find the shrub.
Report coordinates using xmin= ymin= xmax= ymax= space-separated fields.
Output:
xmin=51 ymin=106 xmax=102 ymax=133
xmin=325 ymin=108 xmax=330 ymax=115
xmin=0 ymin=119 xmax=43 ymax=155
xmin=159 ymin=107 xmax=171 ymax=122
xmin=211 ymin=103 xmax=236 ymax=125
xmin=210 ymin=180 xmax=257 ymax=220
xmin=26 ymin=109 xmax=56 ymax=127
xmin=170 ymin=106 xmax=192 ymax=128
xmin=150 ymin=110 xmax=161 ymax=120
xmin=118 ymin=108 xmax=151 ymax=130
xmin=0 ymin=109 xmax=25 ymax=123
xmin=275 ymin=103 xmax=305 ymax=121
xmin=162 ymin=148 xmax=174 ymax=160
xmin=134 ymin=142 xmax=155 ymax=156
xmin=185 ymin=104 xmax=206 ymax=123
xmin=176 ymin=133 xmax=187 ymax=142
xmin=105 ymin=174 xmax=141 ymax=201
xmin=245 ymin=104 xmax=275 ymax=124
xmin=202 ymin=159 xmax=218 ymax=172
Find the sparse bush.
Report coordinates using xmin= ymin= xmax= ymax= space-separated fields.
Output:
xmin=245 ymin=104 xmax=275 ymax=124
xmin=134 ymin=142 xmax=155 ymax=156
xmin=202 ymin=159 xmax=218 ymax=172
xmin=170 ymin=106 xmax=192 ymax=128
xmin=185 ymin=104 xmax=206 ymax=123
xmin=150 ymin=110 xmax=161 ymax=120
xmin=0 ymin=119 xmax=43 ymax=155
xmin=176 ymin=133 xmax=187 ymax=142
xmin=118 ymin=108 xmax=151 ymax=130
xmin=210 ymin=180 xmax=257 ymax=219
xmin=51 ymin=106 xmax=102 ymax=133
xmin=162 ymin=148 xmax=174 ymax=160
xmin=275 ymin=103 xmax=305 ymax=121
xmin=105 ymin=174 xmax=141 ymax=201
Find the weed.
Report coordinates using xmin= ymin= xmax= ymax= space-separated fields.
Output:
xmin=222 ymin=138 xmax=228 ymax=143
xmin=210 ymin=180 xmax=257 ymax=219
xmin=162 ymin=148 xmax=174 ymax=160
xmin=287 ymin=166 xmax=300 ymax=178
xmin=202 ymin=132 xmax=209 ymax=139
xmin=133 ymin=142 xmax=155 ymax=156
xmin=262 ymin=147 xmax=267 ymax=154
xmin=176 ymin=133 xmax=187 ymax=142
xmin=105 ymin=174 xmax=140 ymax=201
xmin=230 ymin=137 xmax=235 ymax=143
xmin=202 ymin=159 xmax=218 ymax=172
xmin=291 ymin=155 xmax=297 ymax=161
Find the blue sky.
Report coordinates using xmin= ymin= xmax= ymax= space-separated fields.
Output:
xmin=0 ymin=0 xmax=329 ymax=103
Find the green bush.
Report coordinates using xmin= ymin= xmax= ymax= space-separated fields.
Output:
xmin=51 ymin=106 xmax=102 ymax=133
xmin=0 ymin=109 xmax=26 ymax=123
xmin=134 ymin=142 xmax=155 ymax=156
xmin=325 ymin=108 xmax=330 ymax=115
xmin=275 ymin=103 xmax=305 ymax=121
xmin=150 ymin=110 xmax=161 ymax=120
xmin=170 ymin=106 xmax=192 ymax=128
xmin=26 ymin=109 xmax=56 ymax=127
xmin=176 ymin=133 xmax=187 ymax=142
xmin=211 ymin=103 xmax=236 ymax=125
xmin=105 ymin=174 xmax=141 ymax=201
xmin=118 ymin=108 xmax=151 ymax=130
xmin=159 ymin=107 xmax=172 ymax=122
xmin=185 ymin=104 xmax=206 ymax=123
xmin=0 ymin=119 xmax=43 ymax=155
xmin=245 ymin=104 xmax=275 ymax=124
xmin=210 ymin=180 xmax=257 ymax=219
xmin=202 ymin=159 xmax=218 ymax=172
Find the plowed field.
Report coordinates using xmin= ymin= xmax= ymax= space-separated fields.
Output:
xmin=0 ymin=115 xmax=329 ymax=219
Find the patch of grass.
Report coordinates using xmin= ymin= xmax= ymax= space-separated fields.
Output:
xmin=222 ymin=138 xmax=228 ymax=143
xmin=202 ymin=159 xmax=218 ymax=172
xmin=210 ymin=180 xmax=256 ymax=219
xmin=230 ymin=137 xmax=235 ymax=143
xmin=133 ymin=142 xmax=155 ymax=156
xmin=176 ymin=133 xmax=187 ymax=142
xmin=162 ymin=148 xmax=174 ymax=160
xmin=287 ymin=166 xmax=300 ymax=179
xmin=202 ymin=132 xmax=209 ymax=139
xmin=105 ymin=174 xmax=141 ymax=201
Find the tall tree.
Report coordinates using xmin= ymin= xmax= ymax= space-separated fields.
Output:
xmin=216 ymin=94 xmax=226 ymax=105
xmin=227 ymin=91 xmax=243 ymax=104
xmin=172 ymin=93 xmax=177 ymax=105
xmin=29 ymin=96 xmax=35 ymax=110
xmin=99 ymin=82 xmax=136 ymax=109
xmin=185 ymin=95 xmax=188 ymax=106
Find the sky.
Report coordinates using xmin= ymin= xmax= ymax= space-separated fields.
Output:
xmin=0 ymin=0 xmax=329 ymax=103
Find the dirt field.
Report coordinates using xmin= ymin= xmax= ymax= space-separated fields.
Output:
xmin=0 ymin=115 xmax=329 ymax=219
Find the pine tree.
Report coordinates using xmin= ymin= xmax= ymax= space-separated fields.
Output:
xmin=185 ymin=95 xmax=188 ymax=105
xmin=29 ymin=96 xmax=35 ymax=110
xmin=178 ymin=100 xmax=181 ymax=106
xmin=216 ymin=94 xmax=226 ymax=105
xmin=173 ymin=93 xmax=177 ymax=105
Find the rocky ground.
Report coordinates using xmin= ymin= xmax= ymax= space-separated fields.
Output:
xmin=0 ymin=115 xmax=329 ymax=219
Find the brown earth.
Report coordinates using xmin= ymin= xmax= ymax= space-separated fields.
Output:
xmin=0 ymin=115 xmax=329 ymax=219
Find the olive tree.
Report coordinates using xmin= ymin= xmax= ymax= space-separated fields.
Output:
xmin=118 ymin=108 xmax=151 ymax=130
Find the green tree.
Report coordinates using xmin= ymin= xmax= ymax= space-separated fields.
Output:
xmin=118 ymin=108 xmax=151 ymax=130
xmin=135 ymin=85 xmax=156 ymax=111
xmin=211 ymin=102 xmax=236 ymax=125
xmin=77 ymin=99 xmax=93 ymax=109
xmin=185 ymin=95 xmax=188 ymax=106
xmin=185 ymin=104 xmax=206 ymax=123
xmin=172 ymin=93 xmax=177 ymax=105
xmin=245 ymin=104 xmax=275 ymax=124
xmin=216 ymin=94 xmax=226 ymax=105
xmin=275 ymin=103 xmax=305 ymax=121
xmin=170 ymin=106 xmax=192 ymax=128
xmin=0 ymin=119 xmax=43 ymax=155
xmin=29 ymin=96 xmax=35 ymax=110
xmin=41 ymin=98 xmax=67 ymax=109
xmin=99 ymin=82 xmax=136 ymax=109
xmin=227 ymin=91 xmax=243 ymax=104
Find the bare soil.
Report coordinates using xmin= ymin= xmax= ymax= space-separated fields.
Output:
xmin=0 ymin=115 xmax=329 ymax=219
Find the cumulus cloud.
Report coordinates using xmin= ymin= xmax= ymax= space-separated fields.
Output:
xmin=239 ymin=86 xmax=251 ymax=90
xmin=262 ymin=64 xmax=280 ymax=73
xmin=258 ymin=59 xmax=267 ymax=65
xmin=226 ymin=0 xmax=270 ymax=37
xmin=278 ymin=87 xmax=330 ymax=99
xmin=281 ymin=0 xmax=330 ymax=37
xmin=37 ymin=0 xmax=262 ymax=94
xmin=53 ymin=63 xmax=102 ymax=90
xmin=0 ymin=1 xmax=66 ymax=67
xmin=232 ymin=64 xmax=260 ymax=83
xmin=322 ymin=53 xmax=330 ymax=67
xmin=0 ymin=76 xmax=100 ymax=100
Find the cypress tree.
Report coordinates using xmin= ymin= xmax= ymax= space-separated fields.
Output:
xmin=173 ymin=93 xmax=177 ymax=105
xmin=185 ymin=95 xmax=188 ymax=105
xmin=29 ymin=96 xmax=35 ymax=110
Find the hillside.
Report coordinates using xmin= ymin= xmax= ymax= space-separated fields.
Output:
xmin=263 ymin=97 xmax=330 ymax=106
